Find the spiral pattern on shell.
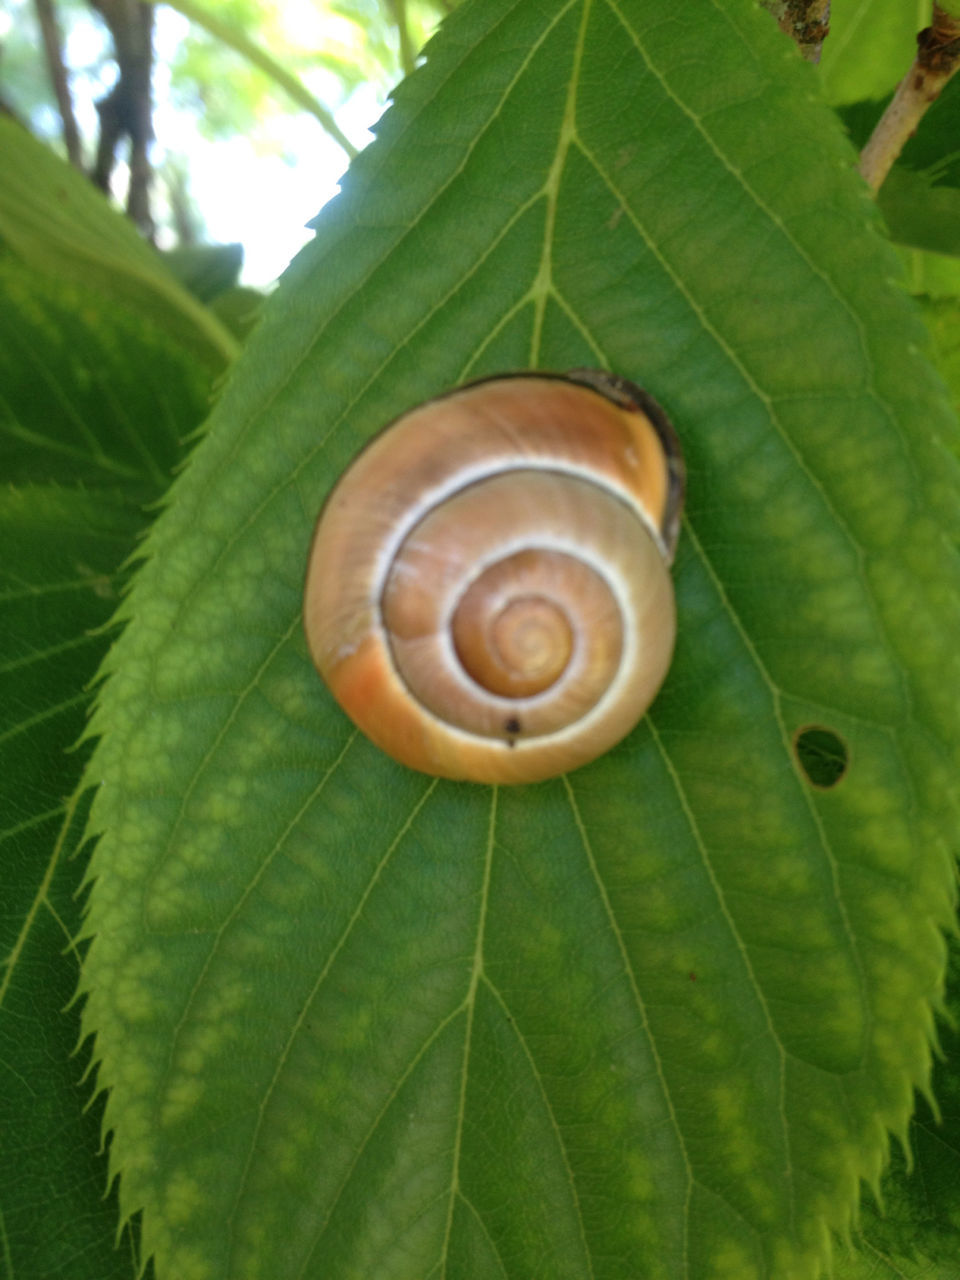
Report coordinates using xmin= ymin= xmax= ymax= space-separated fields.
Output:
xmin=303 ymin=370 xmax=684 ymax=784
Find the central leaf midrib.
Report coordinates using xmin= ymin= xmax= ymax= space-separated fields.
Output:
xmin=437 ymin=785 xmax=498 ymax=1276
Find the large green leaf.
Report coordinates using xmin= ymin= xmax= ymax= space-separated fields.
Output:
xmin=0 ymin=258 xmax=214 ymax=1272
xmin=820 ymin=0 xmax=926 ymax=106
xmin=78 ymin=0 xmax=960 ymax=1276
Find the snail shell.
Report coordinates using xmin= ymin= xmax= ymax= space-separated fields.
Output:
xmin=303 ymin=370 xmax=684 ymax=784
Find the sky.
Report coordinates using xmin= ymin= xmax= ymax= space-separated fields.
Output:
xmin=150 ymin=8 xmax=386 ymax=286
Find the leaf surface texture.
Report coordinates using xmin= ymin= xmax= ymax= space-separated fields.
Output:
xmin=79 ymin=1 xmax=960 ymax=1276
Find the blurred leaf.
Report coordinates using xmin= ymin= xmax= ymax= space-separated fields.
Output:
xmin=168 ymin=0 xmax=284 ymax=139
xmin=0 ymin=255 xmax=215 ymax=1275
xmin=78 ymin=0 xmax=960 ymax=1277
xmin=166 ymin=0 xmax=358 ymax=156
xmin=209 ymin=283 xmax=266 ymax=340
xmin=923 ymin=298 xmax=960 ymax=409
xmin=0 ymin=485 xmax=139 ymax=1280
xmin=161 ymin=242 xmax=245 ymax=302
xmin=0 ymin=117 xmax=239 ymax=370
xmin=820 ymin=0 xmax=924 ymax=106
xmin=897 ymin=246 xmax=960 ymax=299
xmin=0 ymin=261 xmax=203 ymax=490
xmin=836 ymin=939 xmax=960 ymax=1277
xmin=878 ymin=168 xmax=960 ymax=256
xmin=166 ymin=0 xmax=451 ymax=124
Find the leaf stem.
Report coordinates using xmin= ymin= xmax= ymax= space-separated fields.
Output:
xmin=858 ymin=4 xmax=960 ymax=194
xmin=161 ymin=0 xmax=359 ymax=160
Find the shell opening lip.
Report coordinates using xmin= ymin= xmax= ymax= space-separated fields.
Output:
xmin=323 ymin=370 xmax=684 ymax=583
xmin=449 ymin=368 xmax=686 ymax=561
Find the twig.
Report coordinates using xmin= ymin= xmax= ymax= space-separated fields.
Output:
xmin=859 ymin=4 xmax=960 ymax=194
xmin=761 ymin=0 xmax=831 ymax=63
xmin=33 ymin=0 xmax=83 ymax=167
xmin=91 ymin=0 xmax=156 ymax=239
xmin=390 ymin=0 xmax=417 ymax=76
xmin=162 ymin=0 xmax=359 ymax=160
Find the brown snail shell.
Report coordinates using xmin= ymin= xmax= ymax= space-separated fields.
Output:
xmin=303 ymin=370 xmax=684 ymax=784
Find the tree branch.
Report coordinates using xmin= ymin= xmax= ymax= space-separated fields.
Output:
xmin=33 ymin=0 xmax=84 ymax=167
xmin=761 ymin=0 xmax=831 ymax=63
xmin=859 ymin=3 xmax=960 ymax=194
xmin=90 ymin=0 xmax=156 ymax=238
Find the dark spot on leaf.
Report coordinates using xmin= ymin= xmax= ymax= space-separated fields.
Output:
xmin=793 ymin=725 xmax=849 ymax=788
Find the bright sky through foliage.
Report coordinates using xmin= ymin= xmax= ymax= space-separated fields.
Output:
xmin=8 ymin=0 xmax=384 ymax=287
xmin=152 ymin=8 xmax=382 ymax=286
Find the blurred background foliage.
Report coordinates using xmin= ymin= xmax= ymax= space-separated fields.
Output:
xmin=0 ymin=0 xmax=450 ymax=281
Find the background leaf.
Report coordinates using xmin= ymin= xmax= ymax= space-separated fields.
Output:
xmin=0 ymin=254 xmax=215 ymax=1273
xmin=161 ymin=243 xmax=245 ymax=304
xmin=836 ymin=940 xmax=960 ymax=1275
xmin=0 ymin=117 xmax=239 ymax=372
xmin=820 ymin=0 xmax=926 ymax=106
xmin=0 ymin=484 xmax=139 ymax=1280
xmin=898 ymin=249 xmax=960 ymax=299
xmin=925 ymin=298 xmax=960 ymax=409
xmin=838 ymin=69 xmax=960 ymax=295
xmin=77 ymin=0 xmax=960 ymax=1277
xmin=876 ymin=170 xmax=960 ymax=257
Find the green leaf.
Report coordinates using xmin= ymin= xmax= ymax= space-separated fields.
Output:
xmin=897 ymin=246 xmax=960 ymax=299
xmin=836 ymin=936 xmax=960 ymax=1275
xmin=209 ymin=284 xmax=266 ymax=342
xmin=878 ymin=169 xmax=960 ymax=257
xmin=820 ymin=0 xmax=925 ymax=106
xmin=78 ymin=0 xmax=960 ymax=1277
xmin=0 ymin=486 xmax=138 ymax=1280
xmin=161 ymin=242 xmax=245 ymax=303
xmin=0 ymin=256 xmax=215 ymax=1275
xmin=0 ymin=261 xmax=205 ymax=490
xmin=834 ymin=1242 xmax=960 ymax=1279
xmin=0 ymin=117 xmax=239 ymax=371
xmin=923 ymin=298 xmax=960 ymax=409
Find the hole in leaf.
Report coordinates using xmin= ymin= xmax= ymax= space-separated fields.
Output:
xmin=793 ymin=725 xmax=849 ymax=789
